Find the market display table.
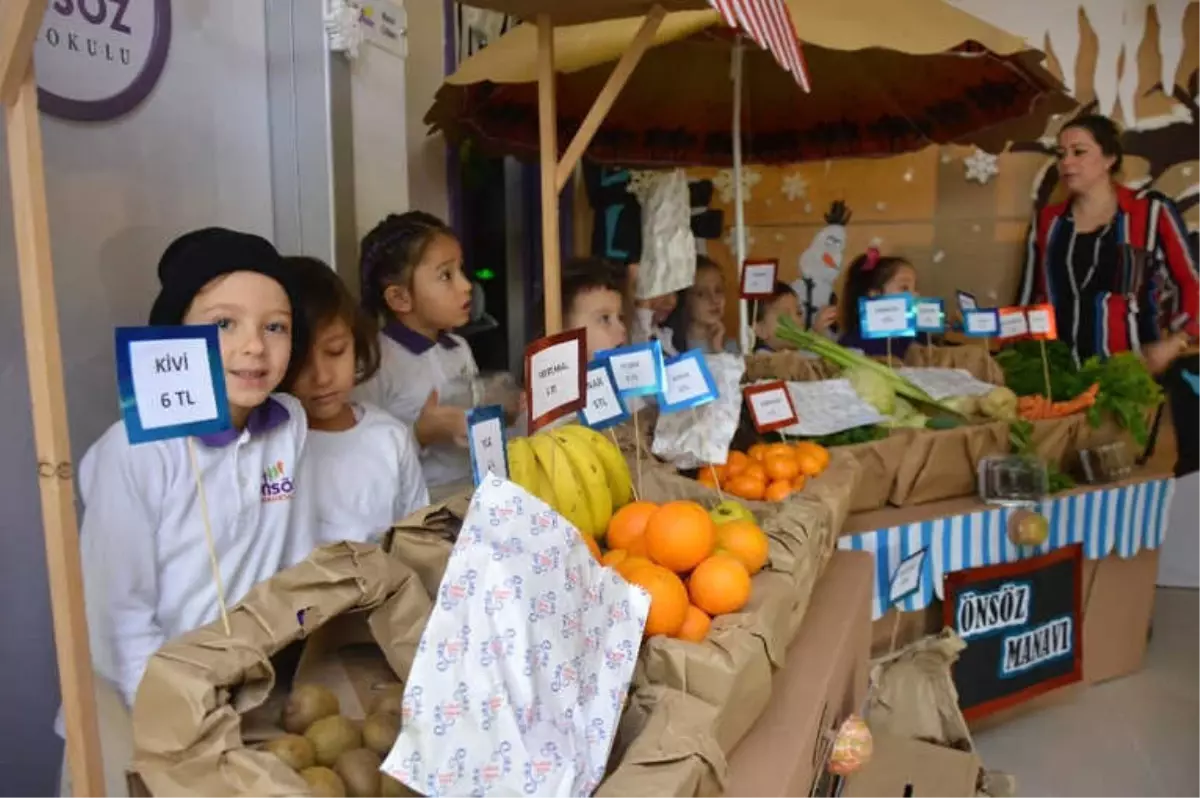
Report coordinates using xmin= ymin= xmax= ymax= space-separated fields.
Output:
xmin=836 ymin=469 xmax=1174 ymax=687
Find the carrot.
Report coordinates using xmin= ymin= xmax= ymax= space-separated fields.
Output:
xmin=1019 ymin=383 xmax=1100 ymax=420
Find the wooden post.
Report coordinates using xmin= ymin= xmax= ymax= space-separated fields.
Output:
xmin=537 ymin=13 xmax=562 ymax=335
xmin=6 ymin=67 xmax=105 ymax=795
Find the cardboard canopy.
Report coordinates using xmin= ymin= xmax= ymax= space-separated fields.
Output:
xmin=451 ymin=0 xmax=711 ymax=25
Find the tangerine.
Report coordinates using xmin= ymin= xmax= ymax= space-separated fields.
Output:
xmin=724 ymin=451 xmax=750 ymax=477
xmin=689 ymin=554 xmax=753 ymax=616
xmin=747 ymin=443 xmax=769 ymax=462
xmin=715 ymin=520 xmax=770 ymax=574
xmin=792 ymin=474 xmax=808 ymax=492
xmin=794 ymin=442 xmax=830 ymax=475
xmin=644 ymin=501 xmax=716 ymax=573
xmin=601 ymin=549 xmax=629 ymax=568
xmin=614 ymin=555 xmax=653 ymax=581
xmin=607 ymin=501 xmax=658 ymax=555
xmin=726 ymin=474 xmax=766 ymax=501
xmin=766 ymin=442 xmax=795 ymax=460
xmin=764 ymin=479 xmax=793 ymax=502
xmin=584 ymin=534 xmax=602 ymax=562
xmin=697 ymin=466 xmax=721 ymax=489
xmin=626 ymin=564 xmax=690 ymax=637
xmin=764 ymin=453 xmax=801 ymax=482
xmin=675 ymin=604 xmax=712 ymax=643
xmin=743 ymin=462 xmax=767 ymax=483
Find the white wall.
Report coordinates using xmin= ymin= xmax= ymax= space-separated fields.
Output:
xmin=404 ymin=0 xmax=450 ymax=223
xmin=0 ymin=1 xmax=276 ymax=791
xmin=352 ymin=36 xmax=410 ymax=239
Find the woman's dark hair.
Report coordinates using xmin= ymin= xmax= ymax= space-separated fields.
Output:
xmin=1061 ymin=114 xmax=1124 ymax=175
xmin=359 ymin=211 xmax=455 ymax=322
xmin=840 ymin=251 xmax=913 ymax=338
xmin=283 ymin=256 xmax=382 ymax=388
xmin=666 ymin=254 xmax=724 ymax=354
xmin=751 ymin=281 xmax=797 ymax=319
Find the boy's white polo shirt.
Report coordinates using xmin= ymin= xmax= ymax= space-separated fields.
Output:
xmin=354 ymin=322 xmax=478 ymax=490
xmin=76 ymin=392 xmax=320 ymax=706
xmin=307 ymin=402 xmax=430 ymax=545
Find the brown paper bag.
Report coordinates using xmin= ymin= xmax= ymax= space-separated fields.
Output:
xmin=904 ymin=345 xmax=1006 ymax=385
xmin=743 ymin=351 xmax=840 ymax=383
xmin=384 ymin=496 xmax=469 ymax=598
xmin=889 ymin=424 xmax=1011 ymax=506
xmin=131 ymin=543 xmax=432 ymax=797
xmin=837 ymin=434 xmax=910 ymax=512
xmin=865 ymin=629 xmax=973 ymax=751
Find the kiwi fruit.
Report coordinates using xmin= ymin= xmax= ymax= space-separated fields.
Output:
xmin=370 ymin=684 xmax=405 ymax=717
xmin=263 ymin=734 xmax=316 ymax=771
xmin=362 ymin=712 xmax=401 ymax=757
xmin=381 ymin=772 xmax=415 ymax=797
xmin=305 ymin=715 xmax=362 ymax=767
xmin=283 ymin=684 xmax=340 ymax=734
xmin=334 ymin=748 xmax=382 ymax=797
xmin=300 ymin=766 xmax=347 ymax=797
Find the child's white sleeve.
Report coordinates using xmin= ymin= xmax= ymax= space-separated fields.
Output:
xmin=392 ymin=422 xmax=431 ymax=520
xmin=78 ymin=432 xmax=166 ymax=707
xmin=285 ymin=406 xmax=325 ymax=560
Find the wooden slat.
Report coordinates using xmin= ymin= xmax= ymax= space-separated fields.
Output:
xmin=553 ymin=5 xmax=665 ymax=193
xmin=0 ymin=0 xmax=45 ymax=107
xmin=6 ymin=68 xmax=105 ymax=797
xmin=537 ymin=14 xmax=562 ymax=335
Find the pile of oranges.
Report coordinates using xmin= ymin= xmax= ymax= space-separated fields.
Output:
xmin=584 ymin=500 xmax=770 ymax=643
xmin=697 ymin=441 xmax=831 ymax=502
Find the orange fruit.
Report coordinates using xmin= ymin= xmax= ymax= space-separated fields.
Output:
xmin=697 ymin=467 xmax=720 ymax=489
xmin=743 ymin=462 xmax=767 ymax=483
xmin=747 ymin=443 xmax=769 ymax=462
xmin=794 ymin=442 xmax=830 ymax=476
xmin=614 ymin=555 xmax=654 ymax=581
xmin=765 ymin=479 xmax=793 ymax=502
xmin=607 ymin=501 xmax=658 ymax=555
xmin=689 ymin=554 xmax=753 ymax=616
xmin=644 ymin=501 xmax=716 ymax=573
xmin=792 ymin=474 xmax=807 ymax=492
xmin=626 ymin=564 xmax=690 ymax=637
xmin=584 ymin=534 xmax=602 ymax=562
xmin=726 ymin=474 xmax=767 ymax=501
xmin=766 ymin=442 xmax=795 ymax=460
xmin=724 ymin=451 xmax=750 ymax=477
xmin=675 ymin=604 xmax=712 ymax=643
xmin=764 ymin=453 xmax=801 ymax=482
xmin=715 ymin=520 xmax=770 ymax=574
xmin=601 ymin=549 xmax=629 ymax=568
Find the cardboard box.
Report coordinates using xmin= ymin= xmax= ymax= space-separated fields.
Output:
xmin=1082 ymin=546 xmax=1159 ymax=685
xmin=842 ymin=734 xmax=981 ymax=798
xmin=725 ymin=551 xmax=874 ymax=797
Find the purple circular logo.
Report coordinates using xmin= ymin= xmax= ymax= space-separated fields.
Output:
xmin=35 ymin=0 xmax=172 ymax=122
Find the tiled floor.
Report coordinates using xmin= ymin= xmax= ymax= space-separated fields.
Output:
xmin=974 ymin=588 xmax=1199 ymax=797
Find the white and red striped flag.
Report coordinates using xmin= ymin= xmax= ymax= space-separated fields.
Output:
xmin=708 ymin=0 xmax=811 ymax=91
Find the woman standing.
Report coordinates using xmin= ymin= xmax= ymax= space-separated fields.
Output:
xmin=1019 ymin=114 xmax=1198 ymax=373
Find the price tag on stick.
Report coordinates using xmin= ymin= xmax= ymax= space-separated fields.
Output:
xmin=116 ymin=325 xmax=231 ymax=444
xmin=740 ymin=258 xmax=779 ymax=299
xmin=595 ymin=340 xmax=665 ymax=398
xmin=466 ymin=405 xmax=509 ymax=485
xmin=1026 ymin=304 xmax=1058 ymax=341
xmin=580 ymin=360 xmax=630 ymax=430
xmin=524 ymin=328 xmax=587 ymax=432
xmin=743 ymin=381 xmax=799 ymax=433
xmin=998 ymin=307 xmax=1029 ymax=340
xmin=915 ymin=299 xmax=946 ymax=334
xmin=660 ymin=349 xmax=719 ymax=414
xmin=859 ymin=293 xmax=917 ymax=339
xmin=963 ymin=309 xmax=1000 ymax=338
xmin=889 ymin=547 xmax=928 ymax=605
xmin=957 ymin=290 xmax=978 ymax=313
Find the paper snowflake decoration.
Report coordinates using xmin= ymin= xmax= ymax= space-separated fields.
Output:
xmin=875 ymin=201 xmax=888 ymax=212
xmin=932 ymin=250 xmax=946 ymax=264
xmin=964 ymin=149 xmax=1000 ymax=185
xmin=902 ymin=168 xmax=915 ymax=183
xmin=723 ymin=226 xmax=756 ymax=253
xmin=868 ymin=236 xmax=884 ymax=248
xmin=781 ymin=172 xmax=809 ymax=202
xmin=712 ymin=167 xmax=762 ymax=204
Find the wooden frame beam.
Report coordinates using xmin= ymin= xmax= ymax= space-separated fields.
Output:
xmin=0 ymin=0 xmax=45 ymax=106
xmin=537 ymin=13 xmax=563 ymax=334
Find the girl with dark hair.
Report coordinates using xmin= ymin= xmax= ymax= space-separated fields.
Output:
xmin=354 ymin=211 xmax=478 ymax=496
xmin=1020 ymin=113 xmax=1198 ymax=372
xmin=667 ymin=255 xmax=741 ymax=355
xmin=837 ymin=248 xmax=918 ymax=358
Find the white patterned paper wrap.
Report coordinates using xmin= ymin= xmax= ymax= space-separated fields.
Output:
xmin=653 ymin=353 xmax=745 ymax=468
xmin=778 ymin=379 xmax=887 ymax=437
xmin=632 ymin=169 xmax=697 ymax=300
xmin=895 ymin=367 xmax=995 ymax=400
xmin=382 ymin=475 xmax=650 ymax=797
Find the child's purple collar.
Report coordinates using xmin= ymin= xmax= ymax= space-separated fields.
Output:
xmin=383 ymin=320 xmax=460 ymax=355
xmin=197 ymin=397 xmax=290 ymax=447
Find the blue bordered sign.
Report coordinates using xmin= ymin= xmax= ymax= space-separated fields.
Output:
xmin=963 ymin=309 xmax=1001 ymax=338
xmin=659 ymin=349 xmax=719 ymax=414
xmin=595 ymin=340 xmax=665 ymax=398
xmin=115 ymin=325 xmax=230 ymax=445
xmin=915 ymin=298 xmax=946 ymax=334
xmin=957 ymin=290 xmax=978 ymax=313
xmin=466 ymin=404 xmax=509 ymax=485
xmin=888 ymin=547 xmax=928 ymax=605
xmin=580 ymin=360 xmax=630 ymax=430
xmin=859 ymin=293 xmax=917 ymax=340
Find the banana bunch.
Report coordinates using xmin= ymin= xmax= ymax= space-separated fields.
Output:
xmin=507 ymin=424 xmax=633 ymax=540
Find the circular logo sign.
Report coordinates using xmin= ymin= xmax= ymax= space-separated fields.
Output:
xmin=35 ymin=0 xmax=172 ymax=122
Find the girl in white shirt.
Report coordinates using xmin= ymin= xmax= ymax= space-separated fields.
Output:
xmin=284 ymin=256 xmax=429 ymax=543
xmin=354 ymin=211 xmax=480 ymax=499
xmin=78 ymin=228 xmax=321 ymax=707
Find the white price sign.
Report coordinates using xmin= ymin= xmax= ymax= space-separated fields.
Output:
xmin=741 ymin=259 xmax=779 ymax=298
xmin=525 ymin=330 xmax=586 ymax=431
xmin=466 ymin=406 xmax=508 ymax=485
xmin=915 ymin=299 xmax=945 ymax=333
xmin=889 ymin=548 xmax=927 ymax=605
xmin=660 ymin=350 xmax=718 ymax=413
xmin=598 ymin=341 xmax=663 ymax=397
xmin=999 ymin=309 xmax=1029 ymax=339
xmin=581 ymin=364 xmax=628 ymax=429
xmin=861 ymin=294 xmax=916 ymax=338
xmin=964 ymin=310 xmax=1000 ymax=337
xmin=743 ymin=381 xmax=798 ymax=432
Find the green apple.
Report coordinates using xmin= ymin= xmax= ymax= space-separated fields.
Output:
xmin=710 ymin=500 xmax=756 ymax=526
xmin=1007 ymin=509 xmax=1049 ymax=547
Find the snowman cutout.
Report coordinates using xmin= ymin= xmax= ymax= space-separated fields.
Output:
xmin=790 ymin=200 xmax=852 ymax=338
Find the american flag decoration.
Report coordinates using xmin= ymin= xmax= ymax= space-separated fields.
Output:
xmin=708 ymin=0 xmax=811 ymax=91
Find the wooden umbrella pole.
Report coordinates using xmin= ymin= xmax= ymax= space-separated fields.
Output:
xmin=6 ymin=67 xmax=105 ymax=795
xmin=536 ymin=14 xmax=563 ymax=335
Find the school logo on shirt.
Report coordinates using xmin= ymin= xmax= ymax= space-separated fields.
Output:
xmin=261 ymin=460 xmax=295 ymax=502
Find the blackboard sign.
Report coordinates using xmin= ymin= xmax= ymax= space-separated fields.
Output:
xmin=944 ymin=544 xmax=1083 ymax=721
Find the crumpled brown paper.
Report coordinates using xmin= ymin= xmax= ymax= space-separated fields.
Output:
xmin=131 ymin=543 xmax=432 ymax=797
xmin=904 ymin=345 xmax=1006 ymax=385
